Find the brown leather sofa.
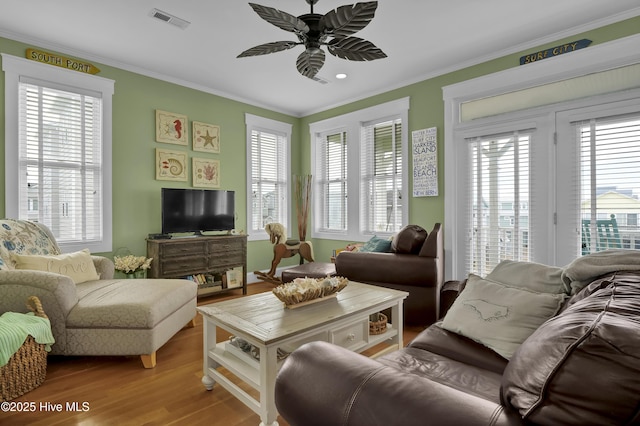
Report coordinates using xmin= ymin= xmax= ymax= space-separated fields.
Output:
xmin=274 ymin=269 xmax=640 ymax=426
xmin=335 ymin=223 xmax=443 ymax=325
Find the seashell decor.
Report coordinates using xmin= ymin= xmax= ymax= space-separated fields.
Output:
xmin=273 ymin=276 xmax=348 ymax=307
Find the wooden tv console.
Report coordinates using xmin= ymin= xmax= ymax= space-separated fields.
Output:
xmin=146 ymin=235 xmax=247 ymax=297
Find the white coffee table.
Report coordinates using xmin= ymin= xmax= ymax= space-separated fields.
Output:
xmin=197 ymin=281 xmax=408 ymax=426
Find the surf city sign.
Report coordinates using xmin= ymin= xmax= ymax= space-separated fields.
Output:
xmin=520 ymin=39 xmax=592 ymax=65
xmin=26 ymin=48 xmax=100 ymax=74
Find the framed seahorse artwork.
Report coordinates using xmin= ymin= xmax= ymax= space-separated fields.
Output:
xmin=155 ymin=110 xmax=188 ymax=145
xmin=192 ymin=157 xmax=220 ymax=188
xmin=156 ymin=148 xmax=188 ymax=181
xmin=192 ymin=121 xmax=220 ymax=153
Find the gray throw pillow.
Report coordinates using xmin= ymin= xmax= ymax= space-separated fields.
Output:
xmin=441 ymin=274 xmax=566 ymax=359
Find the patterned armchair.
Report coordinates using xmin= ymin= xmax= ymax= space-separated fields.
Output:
xmin=0 ymin=219 xmax=197 ymax=368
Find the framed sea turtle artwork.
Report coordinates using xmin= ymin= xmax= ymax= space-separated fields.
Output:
xmin=156 ymin=110 xmax=188 ymax=145
xmin=192 ymin=121 xmax=220 ymax=153
xmin=156 ymin=148 xmax=188 ymax=181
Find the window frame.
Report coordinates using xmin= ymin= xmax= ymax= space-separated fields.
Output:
xmin=245 ymin=113 xmax=292 ymax=242
xmin=3 ymin=53 xmax=114 ymax=254
xmin=310 ymin=97 xmax=409 ymax=241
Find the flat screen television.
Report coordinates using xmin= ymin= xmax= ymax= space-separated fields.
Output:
xmin=161 ymin=188 xmax=235 ymax=235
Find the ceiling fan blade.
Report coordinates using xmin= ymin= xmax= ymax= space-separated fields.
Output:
xmin=327 ymin=37 xmax=387 ymax=61
xmin=237 ymin=41 xmax=299 ymax=58
xmin=248 ymin=3 xmax=309 ymax=34
xmin=321 ymin=1 xmax=378 ymax=37
xmin=296 ymin=49 xmax=325 ymax=79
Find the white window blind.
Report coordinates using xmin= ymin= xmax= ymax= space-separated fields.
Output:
xmin=19 ymin=79 xmax=103 ymax=245
xmin=361 ymin=118 xmax=403 ymax=234
xmin=250 ymin=130 xmax=287 ymax=232
xmin=245 ymin=113 xmax=291 ymax=241
xmin=467 ymin=130 xmax=532 ymax=276
xmin=575 ymin=114 xmax=640 ymax=255
xmin=317 ymin=131 xmax=348 ymax=232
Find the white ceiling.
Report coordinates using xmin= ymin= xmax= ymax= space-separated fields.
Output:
xmin=1 ymin=1 xmax=639 ymax=117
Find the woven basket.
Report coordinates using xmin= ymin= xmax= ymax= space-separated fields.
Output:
xmin=369 ymin=312 xmax=388 ymax=335
xmin=0 ymin=296 xmax=49 ymax=402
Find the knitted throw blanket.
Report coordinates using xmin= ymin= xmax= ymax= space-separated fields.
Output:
xmin=0 ymin=312 xmax=55 ymax=367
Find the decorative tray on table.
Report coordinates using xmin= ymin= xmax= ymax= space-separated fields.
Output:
xmin=272 ymin=276 xmax=348 ymax=309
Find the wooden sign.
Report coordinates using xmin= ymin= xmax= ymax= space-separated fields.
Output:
xmin=520 ymin=39 xmax=592 ymax=65
xmin=26 ymin=48 xmax=100 ymax=74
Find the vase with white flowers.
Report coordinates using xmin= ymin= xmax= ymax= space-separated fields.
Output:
xmin=114 ymin=254 xmax=153 ymax=279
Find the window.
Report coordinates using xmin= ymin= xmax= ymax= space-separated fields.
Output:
xmin=361 ymin=118 xmax=404 ymax=234
xmin=310 ymin=98 xmax=409 ymax=241
xmin=3 ymin=54 xmax=114 ymax=253
xmin=557 ymin=105 xmax=640 ymax=265
xmin=317 ymin=130 xmax=347 ymax=232
xmin=466 ymin=130 xmax=532 ymax=276
xmin=245 ymin=114 xmax=291 ymax=241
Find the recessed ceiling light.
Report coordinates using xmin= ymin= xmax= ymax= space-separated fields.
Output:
xmin=336 ymin=73 xmax=348 ymax=79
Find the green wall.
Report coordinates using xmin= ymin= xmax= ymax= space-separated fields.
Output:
xmin=1 ymin=15 xmax=638 ymax=275
xmin=0 ymin=37 xmax=301 ymax=273
xmin=301 ymin=16 xmax=640 ymax=260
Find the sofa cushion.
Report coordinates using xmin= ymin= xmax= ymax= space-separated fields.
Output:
xmin=12 ymin=249 xmax=100 ymax=284
xmin=486 ymin=260 xmax=565 ymax=294
xmin=391 ymin=225 xmax=427 ymax=254
xmin=408 ymin=323 xmax=508 ymax=374
xmin=359 ymin=235 xmax=392 ymax=253
xmin=441 ymin=274 xmax=565 ymax=359
xmin=501 ymin=272 xmax=640 ymax=425
xmin=68 ymin=278 xmax=196 ymax=329
xmin=378 ymin=347 xmax=503 ymax=404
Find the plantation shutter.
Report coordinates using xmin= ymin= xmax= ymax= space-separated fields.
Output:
xmin=574 ymin=113 xmax=640 ymax=255
xmin=317 ymin=131 xmax=348 ymax=232
xmin=467 ymin=130 xmax=532 ymax=276
xmin=18 ymin=78 xmax=103 ymax=244
xmin=361 ymin=118 xmax=403 ymax=234
xmin=250 ymin=129 xmax=287 ymax=233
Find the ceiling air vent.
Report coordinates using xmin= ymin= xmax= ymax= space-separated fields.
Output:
xmin=311 ymin=75 xmax=329 ymax=85
xmin=149 ymin=8 xmax=190 ymax=30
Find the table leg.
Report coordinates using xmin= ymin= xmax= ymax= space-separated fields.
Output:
xmin=392 ymin=300 xmax=404 ymax=349
xmin=258 ymin=345 xmax=280 ymax=426
xmin=201 ymin=316 xmax=218 ymax=391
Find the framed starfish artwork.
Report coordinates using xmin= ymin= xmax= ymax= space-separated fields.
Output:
xmin=192 ymin=121 xmax=220 ymax=153
xmin=156 ymin=110 xmax=188 ymax=145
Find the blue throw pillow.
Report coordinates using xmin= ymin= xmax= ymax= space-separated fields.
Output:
xmin=359 ymin=236 xmax=392 ymax=253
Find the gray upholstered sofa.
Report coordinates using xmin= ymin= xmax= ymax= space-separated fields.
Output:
xmin=0 ymin=219 xmax=197 ymax=368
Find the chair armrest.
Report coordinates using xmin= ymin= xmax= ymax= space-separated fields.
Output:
xmin=92 ymin=255 xmax=115 ymax=280
xmin=275 ymin=341 xmax=521 ymax=426
xmin=0 ymin=269 xmax=80 ymax=353
xmin=0 ymin=270 xmax=79 ymax=316
xmin=439 ymin=279 xmax=466 ymax=318
xmin=336 ymin=251 xmax=439 ymax=287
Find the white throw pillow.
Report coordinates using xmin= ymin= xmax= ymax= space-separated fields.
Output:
xmin=12 ymin=248 xmax=100 ymax=284
xmin=441 ymin=274 xmax=566 ymax=359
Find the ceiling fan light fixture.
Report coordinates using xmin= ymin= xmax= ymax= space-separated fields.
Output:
xmin=238 ymin=1 xmax=385 ymax=79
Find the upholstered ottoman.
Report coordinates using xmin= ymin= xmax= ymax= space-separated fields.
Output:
xmin=281 ymin=262 xmax=336 ymax=283
xmin=65 ymin=278 xmax=197 ymax=368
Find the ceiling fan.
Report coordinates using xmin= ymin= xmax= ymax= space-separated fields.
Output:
xmin=237 ymin=0 xmax=387 ymax=79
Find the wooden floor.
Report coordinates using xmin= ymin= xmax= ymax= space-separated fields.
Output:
xmin=3 ymin=282 xmax=424 ymax=426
